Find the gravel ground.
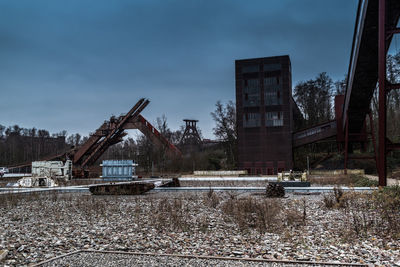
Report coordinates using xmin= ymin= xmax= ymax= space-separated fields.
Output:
xmin=0 ymin=178 xmax=19 ymax=188
xmin=37 ymin=251 xmax=367 ymax=267
xmin=0 ymin=191 xmax=399 ymax=266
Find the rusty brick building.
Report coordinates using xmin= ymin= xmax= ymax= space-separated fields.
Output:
xmin=236 ymin=55 xmax=301 ymax=175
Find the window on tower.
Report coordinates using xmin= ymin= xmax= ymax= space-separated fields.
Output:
xmin=243 ymin=112 xmax=261 ymax=128
xmin=266 ymin=111 xmax=284 ymax=127
xmin=243 ymin=79 xmax=260 ymax=107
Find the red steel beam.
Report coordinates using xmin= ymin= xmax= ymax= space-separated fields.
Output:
xmin=348 ymin=156 xmax=375 ymax=160
xmin=123 ymin=115 xmax=181 ymax=156
xmin=80 ymin=98 xmax=148 ymax=168
xmin=385 ymin=27 xmax=400 ymax=39
xmin=368 ymin=112 xmax=379 ymax=177
xmin=344 ymin=113 xmax=349 ymax=175
xmin=387 ymin=143 xmax=400 ymax=151
xmin=84 ymin=133 xmax=126 ymax=166
xmin=130 ymin=115 xmax=181 ymax=157
xmin=378 ymin=0 xmax=387 ymax=186
xmin=137 ymin=115 xmax=181 ymax=156
xmin=73 ymin=122 xmax=108 ymax=164
xmin=386 ymin=82 xmax=400 ymax=92
xmin=386 ymin=137 xmax=400 ymax=152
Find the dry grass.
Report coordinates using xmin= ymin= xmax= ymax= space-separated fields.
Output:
xmin=221 ymin=195 xmax=286 ymax=233
xmin=390 ymin=169 xmax=400 ymax=180
xmin=279 ymin=198 xmax=307 ymax=229
xmin=0 ymin=177 xmax=20 ymax=187
xmin=152 ymin=197 xmax=191 ymax=232
xmin=0 ymin=190 xmax=306 ymax=237
xmin=3 ymin=187 xmax=398 ymax=241
xmin=309 ymin=174 xmax=378 ymax=186
xmin=0 ymin=191 xmax=41 ymax=208
xmin=1 ymin=189 xmax=400 ymax=265
xmin=322 ymin=186 xmax=400 ymax=239
xmin=308 ymin=175 xmax=349 ymax=185
xmin=203 ymin=188 xmax=220 ymax=208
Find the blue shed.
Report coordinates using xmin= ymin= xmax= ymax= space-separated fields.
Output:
xmin=101 ymin=160 xmax=138 ymax=181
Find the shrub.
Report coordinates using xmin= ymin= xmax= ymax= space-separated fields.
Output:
xmin=322 ymin=186 xmax=400 ymax=239
xmin=221 ymin=197 xmax=282 ymax=233
xmin=266 ymin=183 xmax=285 ymax=197
xmin=151 ymin=197 xmax=190 ymax=232
xmin=350 ymin=175 xmax=378 ymax=187
xmin=372 ymin=186 xmax=400 ymax=237
xmin=333 ymin=186 xmax=347 ymax=208
xmin=323 ymin=194 xmax=335 ymax=208
xmin=203 ymin=188 xmax=220 ymax=208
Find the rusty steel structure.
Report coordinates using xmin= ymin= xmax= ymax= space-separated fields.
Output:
xmin=72 ymin=99 xmax=150 ymax=170
xmin=89 ymin=182 xmax=155 ymax=195
xmin=7 ymin=98 xmax=182 ymax=177
xmin=343 ymin=0 xmax=400 ymax=186
xmin=69 ymin=98 xmax=181 ymax=177
xmin=235 ymin=0 xmax=400 ymax=184
xmin=377 ymin=0 xmax=400 ymax=185
xmin=296 ymin=0 xmax=400 ymax=187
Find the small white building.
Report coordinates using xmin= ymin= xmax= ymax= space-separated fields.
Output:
xmin=32 ymin=160 xmax=72 ymax=180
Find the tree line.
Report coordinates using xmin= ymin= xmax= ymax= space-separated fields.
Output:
xmin=0 ymin=125 xmax=70 ymax=166
xmin=294 ymin=51 xmax=400 ymax=139
xmin=293 ymin=52 xmax=400 ymax=171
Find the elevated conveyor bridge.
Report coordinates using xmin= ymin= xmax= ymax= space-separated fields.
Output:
xmin=343 ymin=0 xmax=400 ymax=185
xmin=292 ymin=0 xmax=400 ymax=186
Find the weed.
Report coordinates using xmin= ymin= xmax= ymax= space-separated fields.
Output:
xmin=309 ymin=174 xmax=378 ymax=186
xmin=197 ymin=215 xmax=209 ymax=233
xmin=322 ymin=187 xmax=400 ymax=239
xmin=323 ymin=187 xmax=352 ymax=209
xmin=221 ymin=196 xmax=282 ymax=233
xmin=285 ymin=208 xmax=303 ymax=227
xmin=203 ymin=188 xmax=220 ymax=208
xmin=151 ymin=197 xmax=190 ymax=232
xmin=350 ymin=175 xmax=378 ymax=187
xmin=302 ymin=198 xmax=307 ymax=224
xmin=322 ymin=194 xmax=335 ymax=208
xmin=308 ymin=175 xmax=349 ymax=185
xmin=283 ymin=199 xmax=306 ymax=227
xmin=333 ymin=187 xmax=344 ymax=204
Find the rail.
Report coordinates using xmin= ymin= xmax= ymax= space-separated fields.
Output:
xmin=32 ymin=250 xmax=370 ymax=267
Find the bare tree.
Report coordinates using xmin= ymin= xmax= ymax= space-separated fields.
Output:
xmin=211 ymin=100 xmax=237 ymax=168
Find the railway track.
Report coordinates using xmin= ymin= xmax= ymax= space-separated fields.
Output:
xmin=33 ymin=250 xmax=370 ymax=267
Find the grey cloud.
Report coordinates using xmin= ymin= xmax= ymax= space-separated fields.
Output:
xmin=0 ymin=0 xmax=358 ymax=138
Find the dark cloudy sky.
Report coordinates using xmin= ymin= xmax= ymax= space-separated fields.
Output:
xmin=1 ymin=0 xmax=359 ymax=139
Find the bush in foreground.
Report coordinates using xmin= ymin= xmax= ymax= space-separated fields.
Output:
xmin=323 ymin=186 xmax=400 ymax=239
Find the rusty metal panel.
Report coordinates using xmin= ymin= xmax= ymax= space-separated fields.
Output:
xmin=89 ymin=182 xmax=155 ymax=195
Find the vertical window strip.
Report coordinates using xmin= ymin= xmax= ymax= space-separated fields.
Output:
xmin=265 ymin=111 xmax=283 ymax=127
